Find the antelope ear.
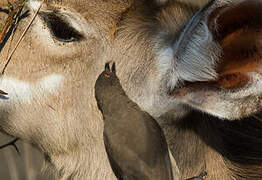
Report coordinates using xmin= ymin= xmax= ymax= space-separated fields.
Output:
xmin=154 ymin=0 xmax=169 ymax=6
xmin=172 ymin=0 xmax=262 ymax=120
xmin=209 ymin=0 xmax=262 ymax=88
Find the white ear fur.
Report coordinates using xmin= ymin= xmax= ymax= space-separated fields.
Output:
xmin=176 ymin=0 xmax=212 ymax=8
xmin=154 ymin=0 xmax=169 ymax=6
xmin=156 ymin=0 xmax=220 ymax=90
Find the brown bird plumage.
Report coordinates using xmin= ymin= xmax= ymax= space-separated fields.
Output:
xmin=95 ymin=62 xmax=174 ymax=180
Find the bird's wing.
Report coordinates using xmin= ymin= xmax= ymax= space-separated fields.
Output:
xmin=104 ymin=134 xmax=124 ymax=180
xmin=104 ymin=133 xmax=144 ymax=180
xmin=104 ymin=105 xmax=173 ymax=180
xmin=119 ymin=110 xmax=174 ymax=180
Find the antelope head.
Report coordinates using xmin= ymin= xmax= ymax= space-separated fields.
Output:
xmin=0 ymin=0 xmax=261 ymax=179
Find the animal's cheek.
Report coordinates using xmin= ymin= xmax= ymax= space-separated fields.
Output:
xmin=0 ymin=74 xmax=63 ymax=104
xmin=0 ymin=74 xmax=66 ymax=139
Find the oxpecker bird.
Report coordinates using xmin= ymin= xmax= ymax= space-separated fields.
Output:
xmin=95 ymin=62 xmax=174 ymax=180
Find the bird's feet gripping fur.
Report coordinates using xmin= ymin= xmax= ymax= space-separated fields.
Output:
xmin=186 ymin=171 xmax=207 ymax=180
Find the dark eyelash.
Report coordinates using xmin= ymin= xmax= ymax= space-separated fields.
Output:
xmin=40 ymin=12 xmax=83 ymax=42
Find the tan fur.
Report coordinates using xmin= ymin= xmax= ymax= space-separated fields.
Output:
xmin=0 ymin=0 xmax=261 ymax=180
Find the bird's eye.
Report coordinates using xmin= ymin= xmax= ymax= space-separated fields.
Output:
xmin=40 ymin=12 xmax=83 ymax=42
xmin=105 ymin=73 xmax=111 ymax=78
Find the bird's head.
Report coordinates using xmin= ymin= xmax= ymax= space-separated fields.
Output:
xmin=96 ymin=62 xmax=118 ymax=87
xmin=95 ymin=62 xmax=122 ymax=106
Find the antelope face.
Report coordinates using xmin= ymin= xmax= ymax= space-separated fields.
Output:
xmin=0 ymin=0 xmax=102 ymax=143
xmin=0 ymin=0 xmax=112 ymax=178
xmin=0 ymin=0 xmax=261 ymax=179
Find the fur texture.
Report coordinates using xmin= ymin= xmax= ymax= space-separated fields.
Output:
xmin=0 ymin=0 xmax=262 ymax=180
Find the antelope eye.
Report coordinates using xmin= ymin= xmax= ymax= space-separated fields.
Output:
xmin=40 ymin=12 xmax=83 ymax=42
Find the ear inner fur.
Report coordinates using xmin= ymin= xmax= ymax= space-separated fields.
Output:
xmin=209 ymin=0 xmax=262 ymax=89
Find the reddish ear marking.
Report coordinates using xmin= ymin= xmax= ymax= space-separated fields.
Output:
xmin=218 ymin=28 xmax=262 ymax=76
xmin=216 ymin=73 xmax=250 ymax=89
xmin=105 ymin=73 xmax=110 ymax=78
xmin=208 ymin=0 xmax=262 ymax=89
